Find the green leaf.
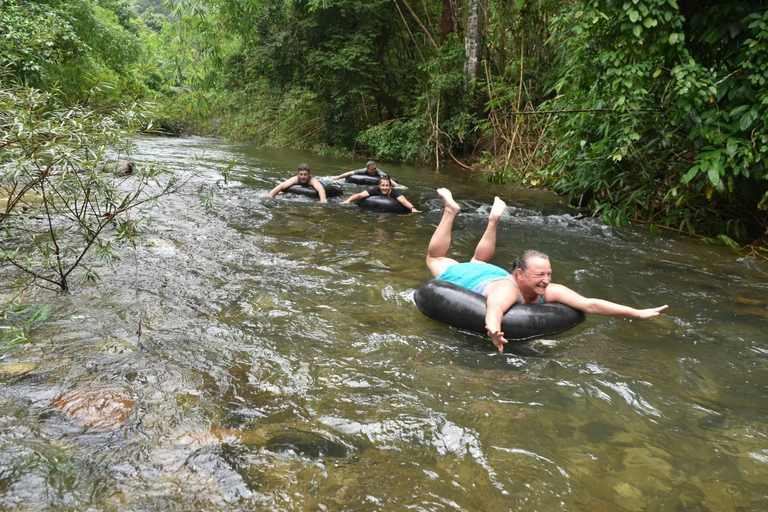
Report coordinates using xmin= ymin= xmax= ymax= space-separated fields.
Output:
xmin=739 ymin=109 xmax=759 ymax=131
xmin=629 ymin=10 xmax=639 ymax=22
xmin=681 ymin=165 xmax=700 ymax=184
xmin=633 ymin=25 xmax=642 ymax=38
xmin=707 ymin=167 xmax=720 ymax=186
xmin=729 ymin=105 xmax=750 ymax=118
xmin=668 ymin=32 xmax=678 ymax=44
xmin=643 ymin=17 xmax=657 ymax=28
xmin=716 ymin=234 xmax=739 ymax=249
xmin=758 ymin=191 xmax=768 ymax=210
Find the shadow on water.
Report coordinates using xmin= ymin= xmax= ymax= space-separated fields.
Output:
xmin=1 ymin=136 xmax=768 ymax=510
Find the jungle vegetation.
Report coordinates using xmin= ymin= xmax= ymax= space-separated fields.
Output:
xmin=2 ymin=0 xmax=768 ymax=261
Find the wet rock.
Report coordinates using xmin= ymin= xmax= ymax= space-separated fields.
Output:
xmin=209 ymin=429 xmax=268 ymax=446
xmin=265 ymin=429 xmax=350 ymax=458
xmin=52 ymin=387 xmax=133 ymax=429
xmin=145 ymin=237 xmax=180 ymax=255
xmin=96 ymin=339 xmax=136 ymax=354
xmin=584 ymin=474 xmax=621 ymax=502
xmin=582 ymin=497 xmax=625 ymax=512
xmin=621 ymin=446 xmax=674 ymax=491
xmin=0 ymin=362 xmax=36 ymax=375
xmin=115 ymin=161 xmax=134 ymax=174
xmin=582 ymin=421 xmax=621 ymax=443
xmin=613 ymin=481 xmax=648 ymax=511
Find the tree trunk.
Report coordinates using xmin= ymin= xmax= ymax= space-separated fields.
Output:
xmin=463 ymin=0 xmax=487 ymax=91
xmin=440 ymin=0 xmax=454 ymax=43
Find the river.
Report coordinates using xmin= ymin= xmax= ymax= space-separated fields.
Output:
xmin=1 ymin=136 xmax=767 ymax=510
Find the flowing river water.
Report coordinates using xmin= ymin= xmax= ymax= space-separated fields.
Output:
xmin=2 ymin=136 xmax=767 ymax=510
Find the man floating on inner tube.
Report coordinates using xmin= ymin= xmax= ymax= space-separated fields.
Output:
xmin=426 ymin=188 xmax=669 ymax=352
xmin=332 ymin=160 xmax=400 ymax=187
xmin=268 ymin=163 xmax=329 ymax=202
xmin=341 ymin=176 xmax=419 ymax=213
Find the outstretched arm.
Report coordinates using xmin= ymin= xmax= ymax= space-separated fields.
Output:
xmin=341 ymin=190 xmax=370 ymax=204
xmin=396 ymin=195 xmax=419 ymax=213
xmin=332 ymin=170 xmax=354 ymax=181
xmin=483 ymin=280 xmax=520 ymax=352
xmin=310 ymin=178 xmax=327 ymax=202
xmin=268 ymin=176 xmax=297 ymax=197
xmin=546 ymin=284 xmax=668 ymax=319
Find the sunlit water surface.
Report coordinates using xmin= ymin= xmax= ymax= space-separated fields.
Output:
xmin=1 ymin=137 xmax=767 ymax=510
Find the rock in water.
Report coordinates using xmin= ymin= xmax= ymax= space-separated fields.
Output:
xmin=53 ymin=388 xmax=134 ymax=429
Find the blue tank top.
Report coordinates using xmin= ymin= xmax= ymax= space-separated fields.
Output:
xmin=438 ymin=262 xmax=546 ymax=303
xmin=437 ymin=262 xmax=509 ymax=293
xmin=511 ymin=279 xmax=545 ymax=305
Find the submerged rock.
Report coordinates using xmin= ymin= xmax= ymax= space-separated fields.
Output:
xmin=0 ymin=362 xmax=36 ymax=375
xmin=265 ymin=429 xmax=350 ymax=458
xmin=115 ymin=161 xmax=134 ymax=174
xmin=52 ymin=387 xmax=133 ymax=429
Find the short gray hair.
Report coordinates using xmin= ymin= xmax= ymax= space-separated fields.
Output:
xmin=514 ymin=250 xmax=549 ymax=271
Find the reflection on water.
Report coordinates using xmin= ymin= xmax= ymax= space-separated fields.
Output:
xmin=1 ymin=136 xmax=767 ymax=510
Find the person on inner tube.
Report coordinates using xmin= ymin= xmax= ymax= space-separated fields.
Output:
xmin=426 ymin=188 xmax=669 ymax=352
xmin=332 ymin=160 xmax=400 ymax=187
xmin=268 ymin=163 xmax=328 ymax=202
xmin=341 ymin=176 xmax=419 ymax=213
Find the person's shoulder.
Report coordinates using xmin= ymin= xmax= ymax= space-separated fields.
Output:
xmin=367 ymin=187 xmax=380 ymax=195
xmin=390 ymin=188 xmax=403 ymax=198
xmin=545 ymin=283 xmax=565 ymax=294
xmin=545 ymin=283 xmax=579 ymax=301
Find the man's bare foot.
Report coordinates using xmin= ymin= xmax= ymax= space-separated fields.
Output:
xmin=489 ymin=196 xmax=507 ymax=222
xmin=437 ymin=188 xmax=460 ymax=214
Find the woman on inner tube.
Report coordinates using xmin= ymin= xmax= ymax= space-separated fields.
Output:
xmin=426 ymin=188 xmax=668 ymax=352
xmin=268 ymin=163 xmax=328 ymax=202
xmin=341 ymin=176 xmax=419 ymax=213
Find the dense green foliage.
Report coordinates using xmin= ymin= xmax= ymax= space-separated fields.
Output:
xmin=0 ymin=0 xmax=146 ymax=101
xmin=542 ymin=0 xmax=768 ymax=242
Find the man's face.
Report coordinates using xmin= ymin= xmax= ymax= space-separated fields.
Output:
xmin=298 ymin=170 xmax=311 ymax=183
xmin=517 ymin=257 xmax=552 ymax=296
xmin=366 ymin=165 xmax=377 ymax=175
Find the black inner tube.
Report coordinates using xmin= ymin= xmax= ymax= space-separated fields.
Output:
xmin=356 ymin=195 xmax=410 ymax=213
xmin=414 ymin=279 xmax=585 ymax=341
xmin=284 ymin=183 xmax=343 ymax=198
xmin=345 ymin=174 xmax=398 ymax=186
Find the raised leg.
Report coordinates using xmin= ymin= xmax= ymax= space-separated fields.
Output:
xmin=470 ymin=197 xmax=506 ymax=263
xmin=426 ymin=188 xmax=461 ymax=277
